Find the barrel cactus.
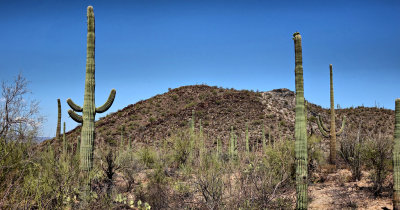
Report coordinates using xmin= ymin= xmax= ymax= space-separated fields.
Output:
xmin=67 ymin=6 xmax=116 ymax=198
xmin=293 ymin=32 xmax=307 ymax=209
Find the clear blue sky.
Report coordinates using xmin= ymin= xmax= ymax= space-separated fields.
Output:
xmin=0 ymin=0 xmax=399 ymax=137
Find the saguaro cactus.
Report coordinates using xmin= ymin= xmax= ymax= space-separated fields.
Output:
xmin=67 ymin=6 xmax=116 ymax=197
xmin=316 ymin=64 xmax=346 ymax=165
xmin=393 ymin=99 xmax=400 ymax=209
xmin=293 ymin=32 xmax=307 ymax=210
xmin=245 ymin=123 xmax=250 ymax=154
xmin=63 ymin=122 xmax=66 ymax=156
xmin=56 ymin=99 xmax=61 ymax=141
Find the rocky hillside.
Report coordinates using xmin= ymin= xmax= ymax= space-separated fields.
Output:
xmin=50 ymin=85 xmax=395 ymax=151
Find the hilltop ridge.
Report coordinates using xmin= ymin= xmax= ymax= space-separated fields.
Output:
xmin=47 ymin=85 xmax=394 ymax=153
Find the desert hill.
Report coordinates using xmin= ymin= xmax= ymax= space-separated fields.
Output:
xmin=49 ymin=85 xmax=395 ymax=153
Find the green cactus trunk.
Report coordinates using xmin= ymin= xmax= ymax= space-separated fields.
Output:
xmin=234 ymin=132 xmax=238 ymax=157
xmin=76 ymin=136 xmax=80 ymax=156
xmin=329 ymin=64 xmax=336 ymax=164
xmin=245 ymin=123 xmax=249 ymax=154
xmin=262 ymin=126 xmax=266 ymax=153
xmin=80 ymin=6 xmax=96 ymax=196
xmin=63 ymin=122 xmax=66 ymax=157
xmin=393 ymin=99 xmax=400 ymax=209
xmin=120 ymin=126 xmax=125 ymax=150
xmin=67 ymin=6 xmax=116 ymax=200
xmin=230 ymin=126 xmax=234 ymax=158
xmin=293 ymin=32 xmax=308 ymax=210
xmin=316 ymin=64 xmax=346 ymax=165
xmin=229 ymin=126 xmax=237 ymax=159
xmin=56 ymin=99 xmax=61 ymax=141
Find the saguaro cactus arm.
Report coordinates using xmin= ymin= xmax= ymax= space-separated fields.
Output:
xmin=336 ymin=116 xmax=346 ymax=136
xmin=68 ymin=109 xmax=83 ymax=123
xmin=316 ymin=114 xmax=346 ymax=137
xmin=67 ymin=98 xmax=83 ymax=112
xmin=96 ymin=89 xmax=116 ymax=113
xmin=316 ymin=116 xmax=330 ymax=138
xmin=317 ymin=115 xmax=329 ymax=133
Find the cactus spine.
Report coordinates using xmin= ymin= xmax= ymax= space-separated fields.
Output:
xmin=67 ymin=6 xmax=116 ymax=198
xmin=293 ymin=32 xmax=307 ymax=209
xmin=393 ymin=99 xmax=400 ymax=209
xmin=56 ymin=99 xmax=61 ymax=141
xmin=316 ymin=64 xmax=346 ymax=165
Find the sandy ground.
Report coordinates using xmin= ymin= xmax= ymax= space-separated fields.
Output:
xmin=309 ymin=169 xmax=392 ymax=210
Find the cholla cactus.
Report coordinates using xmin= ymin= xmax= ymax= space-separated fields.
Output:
xmin=293 ymin=32 xmax=307 ymax=210
xmin=67 ymin=6 xmax=116 ymax=198
xmin=316 ymin=64 xmax=346 ymax=164
xmin=393 ymin=99 xmax=400 ymax=209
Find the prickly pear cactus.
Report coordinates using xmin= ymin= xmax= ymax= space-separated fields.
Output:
xmin=293 ymin=32 xmax=307 ymax=210
xmin=67 ymin=6 xmax=116 ymax=198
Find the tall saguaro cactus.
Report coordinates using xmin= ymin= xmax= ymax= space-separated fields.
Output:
xmin=56 ymin=99 xmax=61 ymax=141
xmin=393 ymin=99 xmax=400 ymax=209
xmin=67 ymin=6 xmax=116 ymax=197
xmin=63 ymin=122 xmax=66 ymax=154
xmin=293 ymin=32 xmax=307 ymax=210
xmin=316 ymin=64 xmax=346 ymax=164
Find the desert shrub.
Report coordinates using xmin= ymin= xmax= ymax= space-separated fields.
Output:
xmin=340 ymin=124 xmax=363 ymax=181
xmin=20 ymin=144 xmax=81 ymax=209
xmin=169 ymin=131 xmax=192 ymax=168
xmin=362 ymin=134 xmax=392 ymax=196
xmin=194 ymin=153 xmax=224 ymax=210
xmin=100 ymin=149 xmax=120 ymax=197
xmin=118 ymin=151 xmax=143 ymax=193
xmin=145 ymin=163 xmax=169 ymax=209
xmin=238 ymin=139 xmax=295 ymax=209
xmin=170 ymin=180 xmax=193 ymax=209
xmin=0 ymin=139 xmax=33 ymax=208
xmin=136 ymin=146 xmax=157 ymax=169
xmin=149 ymin=117 xmax=156 ymax=123
xmin=308 ymin=134 xmax=324 ymax=177
xmin=171 ymin=94 xmax=179 ymax=101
